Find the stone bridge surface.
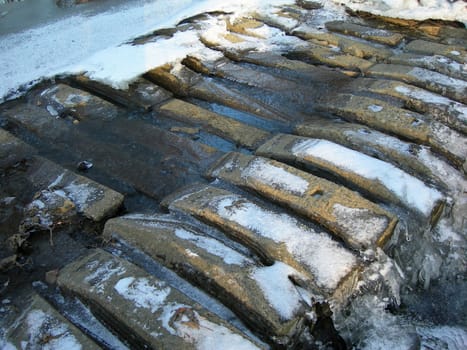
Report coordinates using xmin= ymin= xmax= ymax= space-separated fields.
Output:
xmin=1 ymin=1 xmax=466 ymax=349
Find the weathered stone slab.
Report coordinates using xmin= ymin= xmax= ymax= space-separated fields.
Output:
xmin=206 ymin=152 xmax=397 ymax=250
xmin=295 ymin=117 xmax=463 ymax=192
xmin=353 ymin=79 xmax=467 ymax=134
xmin=36 ymin=84 xmax=120 ymax=120
xmin=225 ymin=17 xmax=266 ymax=38
xmin=104 ymin=214 xmax=320 ymax=345
xmin=387 ymin=53 xmax=467 ymax=81
xmin=70 ymin=75 xmax=172 ymax=111
xmin=160 ymin=186 xmax=359 ymax=298
xmin=290 ymin=46 xmax=374 ymax=72
xmin=250 ymin=8 xmax=302 ymax=33
xmin=366 ymin=64 xmax=467 ymax=104
xmin=292 ymin=28 xmax=392 ymax=60
xmin=257 ymin=134 xmax=445 ymax=224
xmin=0 ymin=128 xmax=36 ymax=169
xmin=183 ymin=55 xmax=305 ymax=95
xmin=5 ymin=293 xmax=101 ymax=350
xmin=295 ymin=0 xmax=323 ymax=10
xmin=157 ymin=99 xmax=270 ymax=149
xmin=325 ymin=21 xmax=404 ymax=46
xmin=58 ymin=249 xmax=262 ymax=350
xmin=146 ymin=64 xmax=291 ymax=122
xmin=404 ymin=40 xmax=466 ymax=64
xmin=318 ymin=94 xmax=467 ymax=168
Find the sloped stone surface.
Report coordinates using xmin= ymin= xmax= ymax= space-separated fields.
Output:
xmin=58 ymin=249 xmax=263 ymax=350
xmin=206 ymin=152 xmax=397 ymax=250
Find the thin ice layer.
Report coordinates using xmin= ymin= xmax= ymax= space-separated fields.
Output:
xmin=215 ymin=195 xmax=357 ymax=290
xmin=292 ymin=139 xmax=443 ymax=216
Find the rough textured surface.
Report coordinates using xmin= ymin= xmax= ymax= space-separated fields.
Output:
xmin=206 ymin=152 xmax=397 ymax=250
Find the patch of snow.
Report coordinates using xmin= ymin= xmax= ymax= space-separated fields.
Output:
xmin=174 ymin=228 xmax=252 ymax=266
xmin=332 ymin=204 xmax=389 ymax=244
xmin=395 ymin=85 xmax=467 ymax=122
xmin=292 ymin=139 xmax=443 ymax=216
xmin=215 ymin=195 xmax=357 ymax=290
xmin=64 ymin=182 xmax=101 ymax=212
xmin=368 ymin=104 xmax=383 ymax=112
xmin=409 ymin=67 xmax=467 ymax=92
xmin=159 ymin=303 xmax=260 ymax=349
xmin=242 ymin=158 xmax=309 ymax=195
xmin=25 ymin=309 xmax=82 ymax=350
xmin=48 ymin=173 xmax=65 ymax=189
xmin=114 ymin=277 xmax=171 ymax=313
xmin=84 ymin=259 xmax=126 ymax=294
xmin=251 ymin=262 xmax=304 ymax=320
xmin=46 ymin=105 xmax=59 ymax=117
xmin=335 ymin=0 xmax=467 ymax=24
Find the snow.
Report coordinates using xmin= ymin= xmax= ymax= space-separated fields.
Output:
xmin=25 ymin=309 xmax=82 ymax=350
xmin=251 ymin=262 xmax=304 ymax=320
xmin=408 ymin=67 xmax=467 ymax=92
xmin=114 ymin=277 xmax=171 ymax=313
xmin=64 ymin=182 xmax=101 ymax=212
xmin=336 ymin=0 xmax=467 ymax=24
xmin=0 ymin=0 xmax=296 ymax=102
xmin=332 ymin=204 xmax=389 ymax=244
xmin=242 ymin=158 xmax=309 ymax=195
xmin=174 ymin=228 xmax=252 ymax=266
xmin=159 ymin=303 xmax=260 ymax=349
xmin=292 ymin=139 xmax=444 ymax=216
xmin=215 ymin=195 xmax=357 ymax=290
xmin=84 ymin=259 xmax=126 ymax=294
xmin=368 ymin=104 xmax=383 ymax=112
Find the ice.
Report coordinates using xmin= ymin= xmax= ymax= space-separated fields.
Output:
xmin=25 ymin=309 xmax=82 ymax=350
xmin=251 ymin=262 xmax=304 ymax=320
xmin=242 ymin=158 xmax=309 ymax=195
xmin=215 ymin=195 xmax=357 ymax=290
xmin=114 ymin=277 xmax=171 ymax=313
xmin=292 ymin=139 xmax=443 ymax=216
xmin=174 ymin=228 xmax=252 ymax=266
xmin=417 ymin=325 xmax=467 ymax=350
xmin=435 ymin=219 xmax=463 ymax=243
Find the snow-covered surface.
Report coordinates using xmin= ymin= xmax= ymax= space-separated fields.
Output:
xmin=215 ymin=194 xmax=357 ymax=290
xmin=84 ymin=259 xmax=126 ymax=294
xmin=64 ymin=182 xmax=101 ymax=212
xmin=417 ymin=325 xmax=467 ymax=350
xmin=114 ymin=277 xmax=171 ymax=313
xmin=25 ymin=309 xmax=82 ymax=350
xmin=159 ymin=303 xmax=260 ymax=349
xmin=242 ymin=158 xmax=309 ymax=195
xmin=174 ymin=228 xmax=252 ymax=266
xmin=395 ymin=85 xmax=467 ymax=123
xmin=251 ymin=262 xmax=304 ymax=320
xmin=337 ymin=0 xmax=467 ymax=23
xmin=0 ymin=0 xmax=296 ymax=102
xmin=1 ymin=0 xmax=466 ymax=102
xmin=409 ymin=67 xmax=467 ymax=93
xmin=332 ymin=204 xmax=389 ymax=244
xmin=292 ymin=139 xmax=443 ymax=216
